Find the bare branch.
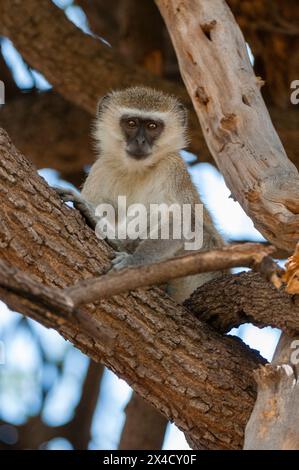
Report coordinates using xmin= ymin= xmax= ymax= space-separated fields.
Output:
xmin=65 ymin=243 xmax=281 ymax=306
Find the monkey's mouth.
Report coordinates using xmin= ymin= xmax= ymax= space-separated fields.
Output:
xmin=126 ymin=148 xmax=151 ymax=160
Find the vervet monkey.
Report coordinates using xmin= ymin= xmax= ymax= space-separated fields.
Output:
xmin=58 ymin=86 xmax=223 ymax=303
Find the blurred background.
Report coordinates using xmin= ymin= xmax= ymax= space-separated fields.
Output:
xmin=0 ymin=0 xmax=292 ymax=450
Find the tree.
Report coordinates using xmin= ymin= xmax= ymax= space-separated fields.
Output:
xmin=0 ymin=0 xmax=298 ymax=450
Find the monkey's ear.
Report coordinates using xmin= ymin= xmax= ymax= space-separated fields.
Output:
xmin=176 ymin=102 xmax=188 ymax=127
xmin=96 ymin=94 xmax=110 ymax=118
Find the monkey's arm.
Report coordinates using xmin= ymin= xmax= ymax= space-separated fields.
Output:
xmin=56 ymin=188 xmax=98 ymax=229
xmin=56 ymin=188 xmax=122 ymax=251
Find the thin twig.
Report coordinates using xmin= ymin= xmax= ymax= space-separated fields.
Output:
xmin=65 ymin=243 xmax=282 ymax=306
xmin=0 ymin=244 xmax=283 ymax=310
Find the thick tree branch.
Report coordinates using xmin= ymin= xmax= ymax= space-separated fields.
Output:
xmin=0 ymin=127 xmax=263 ymax=450
xmin=185 ymin=271 xmax=299 ymax=337
xmin=156 ymin=0 xmax=299 ymax=253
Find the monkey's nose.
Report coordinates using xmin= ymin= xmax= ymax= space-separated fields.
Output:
xmin=135 ymin=136 xmax=146 ymax=146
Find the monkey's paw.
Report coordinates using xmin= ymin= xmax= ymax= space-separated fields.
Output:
xmin=55 ymin=188 xmax=79 ymax=203
xmin=111 ymin=252 xmax=134 ymax=271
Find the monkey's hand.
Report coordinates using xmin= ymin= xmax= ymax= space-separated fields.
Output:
xmin=56 ymin=188 xmax=124 ymax=252
xmin=111 ymin=251 xmax=135 ymax=270
xmin=56 ymin=188 xmax=98 ymax=229
xmin=110 ymin=238 xmax=184 ymax=271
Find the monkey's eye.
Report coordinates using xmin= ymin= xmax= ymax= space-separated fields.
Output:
xmin=127 ymin=119 xmax=137 ymax=128
xmin=147 ymin=122 xmax=157 ymax=130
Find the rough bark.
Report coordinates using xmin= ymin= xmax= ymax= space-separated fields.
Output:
xmin=156 ymin=0 xmax=299 ymax=253
xmin=119 ymin=393 xmax=168 ymax=450
xmin=0 ymin=0 xmax=210 ymax=161
xmin=185 ymin=271 xmax=299 ymax=336
xmin=0 ymin=91 xmax=92 ymax=178
xmin=0 ymin=127 xmax=264 ymax=450
xmin=244 ymin=334 xmax=299 ymax=449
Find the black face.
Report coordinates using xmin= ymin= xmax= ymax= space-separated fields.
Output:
xmin=120 ymin=115 xmax=164 ymax=159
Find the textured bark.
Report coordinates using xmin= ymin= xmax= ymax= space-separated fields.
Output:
xmin=156 ymin=0 xmax=299 ymax=253
xmin=0 ymin=127 xmax=263 ymax=450
xmin=0 ymin=0 xmax=210 ymax=161
xmin=0 ymin=92 xmax=92 ymax=177
xmin=119 ymin=393 xmax=168 ymax=450
xmin=244 ymin=334 xmax=299 ymax=449
xmin=185 ymin=271 xmax=299 ymax=336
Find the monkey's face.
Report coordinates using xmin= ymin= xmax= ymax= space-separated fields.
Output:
xmin=120 ymin=115 xmax=164 ymax=159
xmin=94 ymin=87 xmax=189 ymax=171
